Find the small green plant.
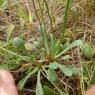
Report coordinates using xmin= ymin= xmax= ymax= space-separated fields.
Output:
xmin=0 ymin=0 xmax=85 ymax=95
xmin=16 ymin=37 xmax=82 ymax=95
xmin=15 ymin=0 xmax=83 ymax=93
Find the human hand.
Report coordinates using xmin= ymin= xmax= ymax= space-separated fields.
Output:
xmin=84 ymin=85 xmax=95 ymax=95
xmin=0 ymin=70 xmax=19 ymax=95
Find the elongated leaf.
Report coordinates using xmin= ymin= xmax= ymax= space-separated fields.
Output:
xmin=0 ymin=0 xmax=3 ymax=6
xmin=43 ymin=86 xmax=59 ymax=95
xmin=0 ymin=0 xmax=6 ymax=7
xmin=58 ymin=64 xmax=80 ymax=76
xmin=36 ymin=71 xmax=44 ymax=95
xmin=58 ymin=64 xmax=73 ymax=76
xmin=55 ymin=40 xmax=83 ymax=58
xmin=37 ymin=0 xmax=50 ymax=54
xmin=70 ymin=67 xmax=80 ymax=75
xmin=55 ymin=40 xmax=61 ymax=55
xmin=55 ymin=40 xmax=61 ymax=50
xmin=55 ymin=42 xmax=70 ymax=57
xmin=0 ymin=63 xmax=19 ymax=70
xmin=0 ymin=0 xmax=7 ymax=8
xmin=62 ymin=42 xmax=70 ymax=50
xmin=18 ymin=68 xmax=38 ymax=90
xmin=38 ymin=24 xmax=50 ymax=54
xmin=44 ymin=0 xmax=53 ymax=32
xmin=50 ymin=34 xmax=55 ymax=56
xmin=61 ymin=0 xmax=72 ymax=40
xmin=47 ymin=68 xmax=57 ymax=83
xmin=49 ymin=62 xmax=58 ymax=69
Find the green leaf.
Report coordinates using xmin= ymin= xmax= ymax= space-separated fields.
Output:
xmin=0 ymin=0 xmax=3 ymax=6
xmin=50 ymin=34 xmax=55 ymax=56
xmin=0 ymin=0 xmax=4 ymax=7
xmin=55 ymin=40 xmax=61 ymax=50
xmin=58 ymin=64 xmax=80 ymax=76
xmin=61 ymin=0 xmax=72 ymax=40
xmin=38 ymin=24 xmax=50 ymax=54
xmin=55 ymin=40 xmax=61 ymax=55
xmin=49 ymin=62 xmax=58 ymax=69
xmin=34 ymin=41 xmax=41 ymax=48
xmin=43 ymin=86 xmax=59 ymax=95
xmin=0 ymin=41 xmax=9 ymax=47
xmin=58 ymin=64 xmax=73 ymax=76
xmin=36 ymin=71 xmax=44 ymax=95
xmin=62 ymin=42 xmax=70 ymax=50
xmin=55 ymin=40 xmax=83 ymax=58
xmin=47 ymin=68 xmax=57 ymax=83
xmin=37 ymin=0 xmax=50 ymax=55
xmin=12 ymin=37 xmax=25 ymax=49
xmin=0 ymin=63 xmax=18 ymax=70
xmin=0 ymin=64 xmax=8 ymax=70
xmin=81 ymin=42 xmax=95 ymax=58
xmin=7 ymin=24 xmax=15 ymax=41
xmin=18 ymin=68 xmax=38 ymax=90
xmin=70 ymin=67 xmax=80 ymax=75
xmin=0 ymin=0 xmax=7 ymax=8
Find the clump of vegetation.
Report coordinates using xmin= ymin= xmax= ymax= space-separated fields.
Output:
xmin=0 ymin=0 xmax=95 ymax=95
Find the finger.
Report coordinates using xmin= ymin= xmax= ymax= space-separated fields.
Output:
xmin=0 ymin=70 xmax=19 ymax=95
xmin=84 ymin=86 xmax=95 ymax=95
xmin=0 ymin=70 xmax=15 ymax=84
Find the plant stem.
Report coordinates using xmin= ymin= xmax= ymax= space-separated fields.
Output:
xmin=61 ymin=0 xmax=72 ymax=42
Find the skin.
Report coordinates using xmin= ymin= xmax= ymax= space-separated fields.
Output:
xmin=0 ymin=70 xmax=95 ymax=95
xmin=0 ymin=70 xmax=19 ymax=95
xmin=84 ymin=85 xmax=95 ymax=95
